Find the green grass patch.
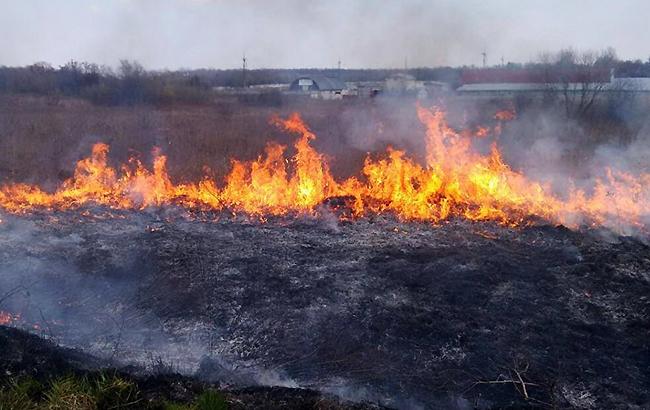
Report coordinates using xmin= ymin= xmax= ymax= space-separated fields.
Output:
xmin=0 ymin=373 xmax=228 ymax=410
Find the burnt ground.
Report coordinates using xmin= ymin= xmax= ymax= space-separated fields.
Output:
xmin=0 ymin=208 xmax=649 ymax=409
xmin=0 ymin=325 xmax=382 ymax=409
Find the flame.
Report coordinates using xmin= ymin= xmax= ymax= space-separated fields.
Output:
xmin=494 ymin=109 xmax=516 ymax=122
xmin=0 ymin=311 xmax=20 ymax=326
xmin=0 ymin=106 xmax=648 ymax=233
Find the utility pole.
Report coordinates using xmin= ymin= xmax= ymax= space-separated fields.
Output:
xmin=481 ymin=51 xmax=487 ymax=68
xmin=337 ymin=58 xmax=341 ymax=79
xmin=242 ymin=53 xmax=247 ymax=88
xmin=501 ymin=56 xmax=505 ymax=66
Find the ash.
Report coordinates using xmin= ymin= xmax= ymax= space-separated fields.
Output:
xmin=0 ymin=208 xmax=648 ymax=409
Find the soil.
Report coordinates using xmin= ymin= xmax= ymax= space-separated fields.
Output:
xmin=0 ymin=208 xmax=648 ymax=409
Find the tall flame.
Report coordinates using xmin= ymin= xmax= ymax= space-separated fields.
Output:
xmin=0 ymin=106 xmax=648 ymax=234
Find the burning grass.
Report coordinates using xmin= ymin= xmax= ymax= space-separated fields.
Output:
xmin=0 ymin=104 xmax=648 ymax=235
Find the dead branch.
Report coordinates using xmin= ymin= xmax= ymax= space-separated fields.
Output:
xmin=0 ymin=284 xmax=26 ymax=308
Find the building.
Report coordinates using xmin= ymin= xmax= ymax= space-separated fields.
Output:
xmin=384 ymin=73 xmax=451 ymax=98
xmin=384 ymin=73 xmax=418 ymax=94
xmin=611 ymin=77 xmax=650 ymax=93
xmin=456 ymin=68 xmax=650 ymax=99
xmin=456 ymin=79 xmax=650 ymax=99
xmin=288 ymin=74 xmax=347 ymax=99
xmin=347 ymin=81 xmax=383 ymax=98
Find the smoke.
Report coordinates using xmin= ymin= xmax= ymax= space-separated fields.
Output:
xmin=331 ymin=94 xmax=650 ymax=236
xmin=3 ymin=0 xmax=650 ymax=69
xmin=0 ymin=211 xmax=313 ymax=389
xmin=489 ymin=104 xmax=650 ymax=235
xmin=0 ymin=213 xmax=213 ymax=373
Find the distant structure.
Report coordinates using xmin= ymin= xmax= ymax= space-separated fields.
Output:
xmin=385 ymin=73 xmax=418 ymax=94
xmin=455 ymin=68 xmax=650 ymax=99
xmin=242 ymin=54 xmax=247 ymax=88
xmin=288 ymin=74 xmax=347 ymax=99
xmin=384 ymin=73 xmax=450 ymax=98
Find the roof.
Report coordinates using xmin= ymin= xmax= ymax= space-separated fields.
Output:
xmin=461 ymin=68 xmax=612 ymax=84
xmin=387 ymin=73 xmax=416 ymax=81
xmin=457 ymin=83 xmax=551 ymax=92
xmin=457 ymin=78 xmax=650 ymax=93
xmin=291 ymin=74 xmax=345 ymax=91
xmin=611 ymin=77 xmax=650 ymax=91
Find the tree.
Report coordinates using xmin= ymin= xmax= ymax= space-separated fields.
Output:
xmin=540 ymin=48 xmax=621 ymax=119
xmin=118 ymin=60 xmax=147 ymax=104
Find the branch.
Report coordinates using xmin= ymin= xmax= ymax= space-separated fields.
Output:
xmin=0 ymin=284 xmax=26 ymax=308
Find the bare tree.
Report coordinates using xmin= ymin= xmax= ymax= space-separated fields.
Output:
xmin=541 ymin=48 xmax=620 ymax=119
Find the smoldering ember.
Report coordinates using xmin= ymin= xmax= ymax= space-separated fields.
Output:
xmin=1 ymin=3 xmax=650 ymax=410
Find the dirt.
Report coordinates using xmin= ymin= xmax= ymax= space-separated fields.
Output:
xmin=0 ymin=208 xmax=648 ymax=409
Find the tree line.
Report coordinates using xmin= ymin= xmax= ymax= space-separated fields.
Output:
xmin=0 ymin=50 xmax=649 ymax=107
xmin=0 ymin=60 xmax=459 ymax=106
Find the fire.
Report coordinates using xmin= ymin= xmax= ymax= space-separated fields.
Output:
xmin=0 ymin=311 xmax=20 ymax=326
xmin=0 ymin=106 xmax=648 ymax=233
xmin=494 ymin=109 xmax=516 ymax=121
xmin=219 ymin=113 xmax=339 ymax=215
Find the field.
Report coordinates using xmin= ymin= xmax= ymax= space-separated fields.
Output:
xmin=0 ymin=94 xmax=649 ymax=409
xmin=0 ymin=94 xmax=426 ymax=185
xmin=1 ymin=209 xmax=648 ymax=408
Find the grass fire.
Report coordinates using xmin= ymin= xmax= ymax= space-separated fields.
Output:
xmin=1 ymin=106 xmax=648 ymax=235
xmin=1 ymin=1 xmax=650 ymax=409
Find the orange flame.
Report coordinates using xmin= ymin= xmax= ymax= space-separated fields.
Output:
xmin=0 ymin=107 xmax=648 ymax=234
xmin=0 ymin=311 xmax=20 ymax=326
xmin=494 ymin=109 xmax=516 ymax=122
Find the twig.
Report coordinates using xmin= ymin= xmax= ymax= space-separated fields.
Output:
xmin=513 ymin=368 xmax=529 ymax=400
xmin=0 ymin=284 xmax=25 ymax=307
xmin=475 ymin=379 xmax=539 ymax=387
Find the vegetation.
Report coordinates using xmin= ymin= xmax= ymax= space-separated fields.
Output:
xmin=0 ymin=48 xmax=648 ymax=107
xmin=0 ymin=47 xmax=646 ymax=187
xmin=0 ymin=59 xmax=458 ymax=106
xmin=0 ymin=373 xmax=228 ymax=410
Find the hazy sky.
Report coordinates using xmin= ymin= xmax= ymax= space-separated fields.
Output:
xmin=1 ymin=0 xmax=648 ymax=70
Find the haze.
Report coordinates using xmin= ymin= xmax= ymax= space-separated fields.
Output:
xmin=0 ymin=0 xmax=648 ymax=69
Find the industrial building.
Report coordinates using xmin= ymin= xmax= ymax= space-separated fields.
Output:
xmin=455 ymin=68 xmax=650 ymax=99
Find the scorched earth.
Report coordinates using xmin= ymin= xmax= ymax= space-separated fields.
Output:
xmin=0 ymin=209 xmax=648 ymax=409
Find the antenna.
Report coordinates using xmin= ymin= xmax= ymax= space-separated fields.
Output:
xmin=242 ymin=53 xmax=247 ymax=88
xmin=481 ymin=51 xmax=487 ymax=68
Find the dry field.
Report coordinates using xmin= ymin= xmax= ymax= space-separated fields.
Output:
xmin=0 ymin=95 xmax=434 ymax=188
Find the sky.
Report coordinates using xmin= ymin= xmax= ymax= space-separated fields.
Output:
xmin=0 ymin=0 xmax=649 ymax=70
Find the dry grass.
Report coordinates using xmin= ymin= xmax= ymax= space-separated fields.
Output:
xmin=0 ymin=95 xmax=423 ymax=187
xmin=1 ymin=94 xmax=636 ymax=190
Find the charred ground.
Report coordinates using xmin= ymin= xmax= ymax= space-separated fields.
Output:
xmin=0 ymin=209 xmax=648 ymax=409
